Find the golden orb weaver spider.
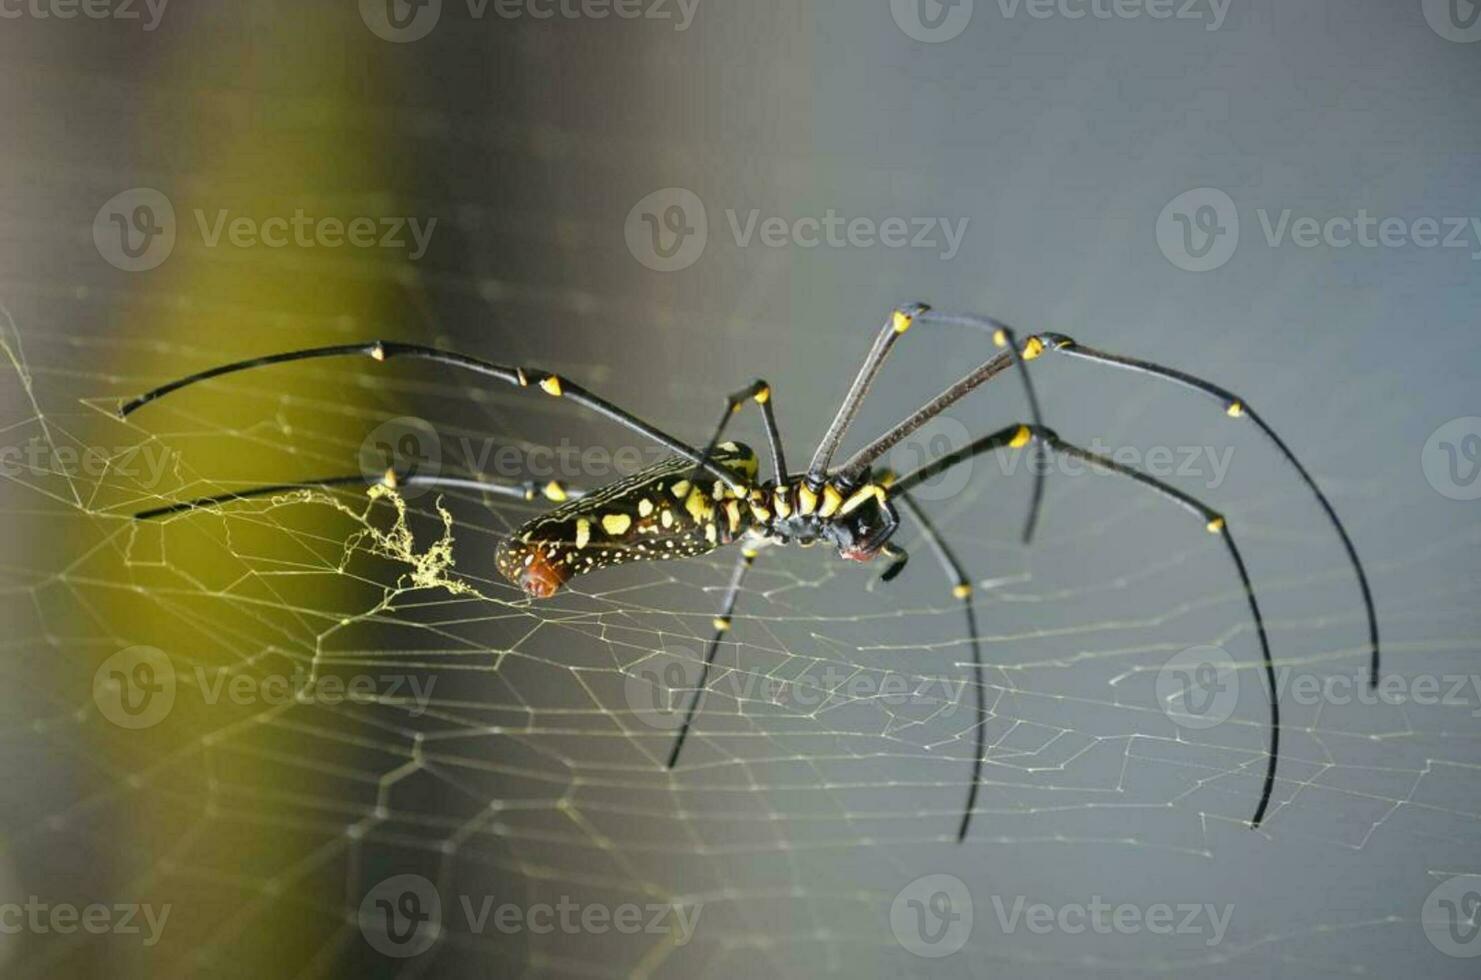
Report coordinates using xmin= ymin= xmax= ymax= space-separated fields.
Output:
xmin=122 ymin=303 xmax=1379 ymax=840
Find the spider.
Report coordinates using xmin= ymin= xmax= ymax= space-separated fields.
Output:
xmin=121 ymin=303 xmax=1378 ymax=840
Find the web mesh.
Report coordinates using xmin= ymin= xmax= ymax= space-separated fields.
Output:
xmin=3 ymin=284 xmax=1478 ymax=978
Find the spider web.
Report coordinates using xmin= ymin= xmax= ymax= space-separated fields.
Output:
xmin=2 ymin=282 xmax=1478 ymax=980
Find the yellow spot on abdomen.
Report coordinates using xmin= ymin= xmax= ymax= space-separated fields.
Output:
xmin=601 ymin=513 xmax=632 ymax=536
xmin=575 ymin=517 xmax=591 ymax=549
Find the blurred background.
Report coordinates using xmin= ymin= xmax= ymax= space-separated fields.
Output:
xmin=1 ymin=0 xmax=1478 ymax=976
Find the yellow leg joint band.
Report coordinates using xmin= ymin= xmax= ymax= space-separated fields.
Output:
xmin=798 ymin=483 xmax=819 ymax=515
xmin=539 ymin=375 xmax=564 ymax=397
xmin=892 ymin=309 xmax=914 ymax=333
xmin=1206 ymin=516 xmax=1226 ymax=534
xmin=712 ymin=617 xmax=731 ymax=632
xmin=953 ymin=583 xmax=972 ymax=599
xmin=1009 ymin=425 xmax=1033 ymax=448
xmin=1226 ymin=401 xmax=1244 ymax=418
xmin=1021 ymin=336 xmax=1045 ymax=360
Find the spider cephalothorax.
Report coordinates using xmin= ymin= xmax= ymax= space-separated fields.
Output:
xmin=122 ymin=302 xmax=1379 ymax=840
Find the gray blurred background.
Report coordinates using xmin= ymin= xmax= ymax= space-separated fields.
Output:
xmin=0 ymin=0 xmax=1478 ymax=976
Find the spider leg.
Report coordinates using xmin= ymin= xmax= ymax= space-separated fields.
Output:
xmin=838 ymin=325 xmax=1377 ymax=688
xmin=117 ymin=341 xmax=747 ymax=492
xmin=806 ymin=304 xmax=1046 ymax=540
xmin=688 ymin=379 xmax=788 ymax=486
xmin=893 ymin=491 xmax=985 ymax=842
xmin=666 ymin=546 xmax=757 ymax=769
xmin=895 ymin=423 xmax=1280 ymax=828
xmin=132 ymin=471 xmax=581 ymax=520
xmin=1021 ymin=333 xmax=1379 ymax=688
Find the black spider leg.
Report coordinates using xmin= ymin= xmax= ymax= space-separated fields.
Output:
xmin=132 ymin=471 xmax=584 ymax=521
xmin=892 ymin=491 xmax=986 ymax=842
xmin=805 ymin=304 xmax=1046 ymax=539
xmin=117 ymin=341 xmax=748 ymax=492
xmin=838 ymin=328 xmax=1377 ymax=688
xmin=666 ymin=546 xmax=757 ymax=769
xmin=894 ymin=424 xmax=1279 ymax=828
xmin=687 ymin=380 xmax=788 ymax=487
xmin=1026 ymin=334 xmax=1379 ymax=688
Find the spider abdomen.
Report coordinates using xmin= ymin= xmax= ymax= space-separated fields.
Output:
xmin=495 ymin=443 xmax=761 ymax=597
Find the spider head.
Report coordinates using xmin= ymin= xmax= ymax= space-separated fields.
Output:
xmin=826 ymin=484 xmax=898 ymax=563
